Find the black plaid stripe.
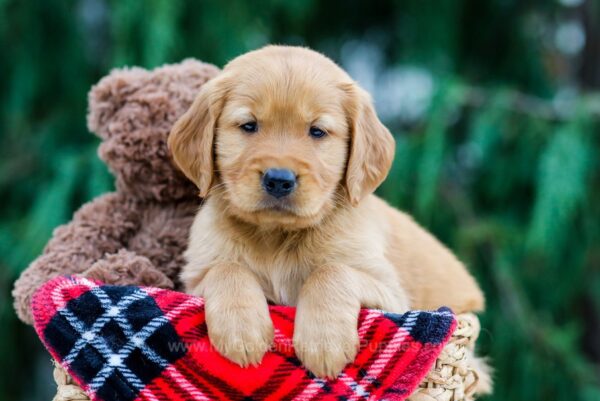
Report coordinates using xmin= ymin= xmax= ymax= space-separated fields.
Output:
xmin=45 ymin=285 xmax=186 ymax=401
xmin=383 ymin=308 xmax=454 ymax=344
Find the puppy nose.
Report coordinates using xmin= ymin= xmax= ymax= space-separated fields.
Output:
xmin=262 ymin=168 xmax=297 ymax=198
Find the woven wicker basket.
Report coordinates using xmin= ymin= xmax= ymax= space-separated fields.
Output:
xmin=51 ymin=313 xmax=482 ymax=401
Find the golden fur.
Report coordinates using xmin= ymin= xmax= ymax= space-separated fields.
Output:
xmin=169 ymin=45 xmax=485 ymax=379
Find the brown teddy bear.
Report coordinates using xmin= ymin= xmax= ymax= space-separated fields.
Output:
xmin=13 ymin=59 xmax=220 ymax=324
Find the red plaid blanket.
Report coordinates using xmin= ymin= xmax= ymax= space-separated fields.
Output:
xmin=32 ymin=276 xmax=456 ymax=401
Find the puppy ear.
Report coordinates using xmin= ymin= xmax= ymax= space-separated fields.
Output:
xmin=342 ymin=83 xmax=395 ymax=206
xmin=168 ymin=75 xmax=228 ymax=197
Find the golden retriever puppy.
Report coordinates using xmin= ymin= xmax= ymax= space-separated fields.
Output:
xmin=169 ymin=45 xmax=485 ymax=379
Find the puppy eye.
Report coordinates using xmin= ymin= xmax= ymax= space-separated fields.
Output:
xmin=240 ymin=121 xmax=258 ymax=133
xmin=309 ymin=126 xmax=327 ymax=139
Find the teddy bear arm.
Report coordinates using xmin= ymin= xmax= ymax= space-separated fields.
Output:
xmin=12 ymin=193 xmax=145 ymax=324
xmin=83 ymin=249 xmax=174 ymax=289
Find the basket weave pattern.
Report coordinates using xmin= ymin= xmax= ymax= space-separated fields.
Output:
xmin=408 ymin=314 xmax=481 ymax=401
xmin=51 ymin=314 xmax=481 ymax=401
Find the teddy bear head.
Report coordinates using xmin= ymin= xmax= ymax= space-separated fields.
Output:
xmin=87 ymin=59 xmax=220 ymax=202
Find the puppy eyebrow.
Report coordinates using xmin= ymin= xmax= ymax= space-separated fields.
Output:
xmin=312 ymin=115 xmax=336 ymax=131
xmin=228 ymin=107 xmax=255 ymax=124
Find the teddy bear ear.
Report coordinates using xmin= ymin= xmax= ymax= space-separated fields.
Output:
xmin=87 ymin=66 xmax=151 ymax=140
xmin=87 ymin=60 xmax=220 ymax=140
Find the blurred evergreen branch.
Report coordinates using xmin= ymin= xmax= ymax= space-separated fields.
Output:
xmin=463 ymin=87 xmax=600 ymax=121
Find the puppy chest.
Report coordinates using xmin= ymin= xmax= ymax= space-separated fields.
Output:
xmin=247 ymin=257 xmax=312 ymax=306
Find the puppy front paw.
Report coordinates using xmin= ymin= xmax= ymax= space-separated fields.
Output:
xmin=293 ymin=317 xmax=359 ymax=379
xmin=206 ymin=305 xmax=274 ymax=367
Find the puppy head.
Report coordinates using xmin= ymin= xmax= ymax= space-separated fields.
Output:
xmin=169 ymin=46 xmax=394 ymax=229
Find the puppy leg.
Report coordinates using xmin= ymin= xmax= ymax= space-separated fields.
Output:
xmin=294 ymin=265 xmax=409 ymax=378
xmin=192 ymin=263 xmax=274 ymax=367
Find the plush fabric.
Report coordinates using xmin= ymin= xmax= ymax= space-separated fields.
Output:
xmin=33 ymin=276 xmax=456 ymax=401
xmin=13 ymin=59 xmax=221 ymax=324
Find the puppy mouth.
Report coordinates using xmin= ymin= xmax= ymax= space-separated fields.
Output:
xmin=225 ymin=188 xmax=331 ymax=228
xmin=258 ymin=198 xmax=297 ymax=214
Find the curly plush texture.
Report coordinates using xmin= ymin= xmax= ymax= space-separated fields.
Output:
xmin=13 ymin=59 xmax=220 ymax=324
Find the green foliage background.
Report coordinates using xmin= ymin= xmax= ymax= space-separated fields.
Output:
xmin=1 ymin=1 xmax=599 ymax=400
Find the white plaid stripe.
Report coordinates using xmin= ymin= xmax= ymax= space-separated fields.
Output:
xmin=338 ymin=373 xmax=371 ymax=399
xmin=88 ymin=314 xmax=171 ymax=391
xmin=90 ymin=287 xmax=171 ymax=367
xmin=54 ymin=285 xmax=179 ymax=393
xmin=62 ymin=289 xmax=148 ymax=364
xmin=163 ymin=365 xmax=212 ymax=401
xmin=283 ymin=310 xmax=422 ymax=401
xmin=357 ymin=310 xmax=381 ymax=338
xmin=292 ymin=377 xmax=328 ymax=401
xmin=292 ymin=374 xmax=371 ymax=400
xmin=137 ymin=388 xmax=161 ymax=401
xmin=50 ymin=276 xmax=96 ymax=312
xmin=349 ymin=311 xmax=421 ymax=400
